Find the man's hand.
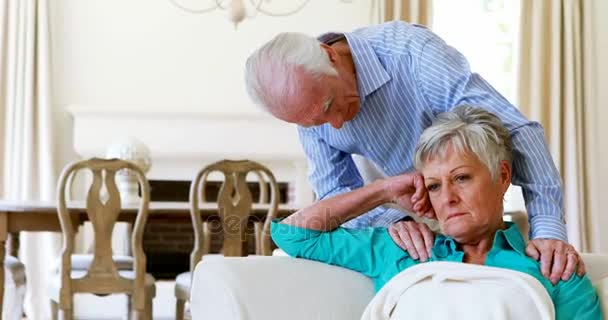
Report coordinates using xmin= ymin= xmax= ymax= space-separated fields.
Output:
xmin=389 ymin=220 xmax=435 ymax=262
xmin=525 ymin=239 xmax=586 ymax=285
xmin=384 ymin=173 xmax=435 ymax=218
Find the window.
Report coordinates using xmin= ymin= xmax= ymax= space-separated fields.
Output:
xmin=433 ymin=0 xmax=525 ymax=211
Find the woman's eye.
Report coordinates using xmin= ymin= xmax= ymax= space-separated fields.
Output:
xmin=455 ymin=174 xmax=470 ymax=182
xmin=426 ymin=184 xmax=439 ymax=191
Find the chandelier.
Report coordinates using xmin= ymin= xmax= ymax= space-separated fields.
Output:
xmin=169 ymin=0 xmax=354 ymax=28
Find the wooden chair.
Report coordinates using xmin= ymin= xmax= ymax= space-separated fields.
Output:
xmin=174 ymin=160 xmax=280 ymax=319
xmin=48 ymin=158 xmax=155 ymax=320
xmin=56 ymin=169 xmax=135 ymax=279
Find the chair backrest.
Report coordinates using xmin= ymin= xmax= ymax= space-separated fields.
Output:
xmin=56 ymin=158 xmax=150 ymax=306
xmin=189 ymin=160 xmax=279 ymax=272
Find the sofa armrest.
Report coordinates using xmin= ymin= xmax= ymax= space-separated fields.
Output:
xmin=190 ymin=256 xmax=374 ymax=320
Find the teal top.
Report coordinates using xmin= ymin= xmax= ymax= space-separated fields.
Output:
xmin=271 ymin=221 xmax=602 ymax=320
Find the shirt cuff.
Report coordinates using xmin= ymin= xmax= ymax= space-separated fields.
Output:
xmin=370 ymin=207 xmax=408 ymax=227
xmin=529 ymin=215 xmax=568 ymax=241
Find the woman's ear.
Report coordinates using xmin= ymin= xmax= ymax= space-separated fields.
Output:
xmin=498 ymin=160 xmax=512 ymax=193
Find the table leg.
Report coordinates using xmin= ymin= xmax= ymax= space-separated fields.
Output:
xmin=0 ymin=212 xmax=7 ymax=319
xmin=7 ymin=232 xmax=19 ymax=257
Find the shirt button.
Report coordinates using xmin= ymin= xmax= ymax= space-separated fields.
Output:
xmin=367 ymin=146 xmax=372 ymax=151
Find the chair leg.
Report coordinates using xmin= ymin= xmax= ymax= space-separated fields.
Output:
xmin=143 ymin=295 xmax=153 ymax=320
xmin=50 ymin=300 xmax=59 ymax=320
xmin=59 ymin=308 xmax=73 ymax=320
xmin=176 ymin=298 xmax=186 ymax=320
xmin=131 ymin=291 xmax=153 ymax=320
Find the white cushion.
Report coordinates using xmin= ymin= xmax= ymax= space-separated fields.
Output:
xmin=175 ymin=254 xmax=252 ymax=301
xmin=3 ymin=256 xmax=25 ymax=320
xmin=190 ymin=254 xmax=608 ymax=320
xmin=52 ymin=254 xmax=134 ymax=272
xmin=190 ymin=256 xmax=374 ymax=320
xmin=272 ymin=249 xmax=288 ymax=257
xmin=175 ymin=271 xmax=191 ymax=300
xmin=4 ymin=256 xmax=26 ymax=287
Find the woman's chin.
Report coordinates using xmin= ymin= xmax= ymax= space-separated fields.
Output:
xmin=442 ymin=219 xmax=476 ymax=241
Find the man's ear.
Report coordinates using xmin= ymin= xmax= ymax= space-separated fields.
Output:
xmin=320 ymin=43 xmax=338 ymax=63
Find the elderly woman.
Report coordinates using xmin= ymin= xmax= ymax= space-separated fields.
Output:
xmin=271 ymin=106 xmax=601 ymax=319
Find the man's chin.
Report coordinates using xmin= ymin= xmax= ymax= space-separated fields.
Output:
xmin=348 ymin=105 xmax=361 ymax=120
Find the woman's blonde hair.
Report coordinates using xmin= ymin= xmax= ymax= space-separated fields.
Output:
xmin=414 ymin=105 xmax=513 ymax=181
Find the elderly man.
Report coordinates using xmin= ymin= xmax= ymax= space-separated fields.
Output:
xmin=245 ymin=21 xmax=583 ymax=283
xmin=271 ymin=106 xmax=601 ymax=319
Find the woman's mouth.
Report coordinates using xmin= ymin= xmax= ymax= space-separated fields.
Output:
xmin=446 ymin=212 xmax=467 ymax=221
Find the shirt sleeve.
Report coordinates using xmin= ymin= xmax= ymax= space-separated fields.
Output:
xmin=414 ymin=34 xmax=567 ymax=241
xmin=270 ymin=220 xmax=403 ymax=278
xmin=298 ymin=126 xmax=406 ymax=228
xmin=554 ymin=275 xmax=603 ymax=320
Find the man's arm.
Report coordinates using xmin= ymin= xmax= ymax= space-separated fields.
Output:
xmin=414 ymin=33 xmax=566 ymax=241
xmin=298 ymin=126 xmax=407 ymax=227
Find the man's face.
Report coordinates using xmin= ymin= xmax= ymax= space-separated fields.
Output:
xmin=274 ymin=67 xmax=360 ymax=129
xmin=304 ymin=74 xmax=361 ymax=129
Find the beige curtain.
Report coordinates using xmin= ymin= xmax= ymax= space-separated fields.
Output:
xmin=0 ymin=0 xmax=60 ymax=318
xmin=383 ymin=0 xmax=432 ymax=26
xmin=517 ymin=0 xmax=597 ymax=252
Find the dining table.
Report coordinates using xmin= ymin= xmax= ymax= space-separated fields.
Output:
xmin=0 ymin=200 xmax=298 ymax=317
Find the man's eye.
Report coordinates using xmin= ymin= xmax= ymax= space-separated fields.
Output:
xmin=323 ymin=97 xmax=334 ymax=113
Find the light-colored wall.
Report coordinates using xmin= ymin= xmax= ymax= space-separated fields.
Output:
xmin=588 ymin=0 xmax=608 ymax=253
xmin=49 ymin=0 xmax=377 ymax=174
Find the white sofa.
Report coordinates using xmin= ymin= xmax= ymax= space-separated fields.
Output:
xmin=190 ymin=253 xmax=608 ymax=320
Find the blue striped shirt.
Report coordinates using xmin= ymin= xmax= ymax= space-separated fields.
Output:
xmin=299 ymin=21 xmax=566 ymax=241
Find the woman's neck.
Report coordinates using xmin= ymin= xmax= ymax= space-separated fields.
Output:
xmin=460 ymin=236 xmax=494 ymax=265
xmin=456 ymin=222 xmax=507 ymax=265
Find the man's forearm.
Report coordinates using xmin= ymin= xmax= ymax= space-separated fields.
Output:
xmin=510 ymin=124 xmax=567 ymax=241
xmin=281 ymin=180 xmax=390 ymax=231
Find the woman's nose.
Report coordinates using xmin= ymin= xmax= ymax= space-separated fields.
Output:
xmin=442 ymin=184 xmax=459 ymax=205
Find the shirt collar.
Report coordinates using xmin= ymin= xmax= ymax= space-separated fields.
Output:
xmin=341 ymin=32 xmax=391 ymax=104
xmin=433 ymin=222 xmax=527 ymax=258
xmin=493 ymin=222 xmax=527 ymax=256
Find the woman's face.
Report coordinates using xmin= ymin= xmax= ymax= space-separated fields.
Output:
xmin=420 ymin=145 xmax=511 ymax=243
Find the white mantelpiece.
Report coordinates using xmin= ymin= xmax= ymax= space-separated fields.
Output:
xmin=68 ymin=105 xmax=314 ymax=206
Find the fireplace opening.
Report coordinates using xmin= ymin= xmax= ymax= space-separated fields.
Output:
xmin=143 ymin=179 xmax=289 ymax=279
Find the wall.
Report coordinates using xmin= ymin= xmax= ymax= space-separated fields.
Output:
xmin=49 ymin=0 xmax=378 ymax=175
xmin=587 ymin=0 xmax=608 ymax=253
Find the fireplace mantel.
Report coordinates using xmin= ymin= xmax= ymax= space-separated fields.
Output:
xmin=68 ymin=105 xmax=314 ymax=205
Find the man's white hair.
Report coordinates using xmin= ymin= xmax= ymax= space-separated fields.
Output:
xmin=244 ymin=32 xmax=338 ymax=112
xmin=414 ymin=105 xmax=513 ymax=181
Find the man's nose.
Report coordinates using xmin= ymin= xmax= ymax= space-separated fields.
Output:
xmin=329 ymin=117 xmax=344 ymax=129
